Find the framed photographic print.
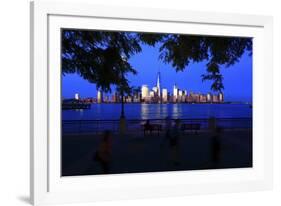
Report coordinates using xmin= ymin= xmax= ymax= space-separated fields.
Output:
xmin=30 ymin=0 xmax=273 ymax=205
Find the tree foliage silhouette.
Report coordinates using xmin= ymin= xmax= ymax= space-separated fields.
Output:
xmin=138 ymin=33 xmax=252 ymax=91
xmin=62 ymin=30 xmax=252 ymax=93
xmin=62 ymin=30 xmax=140 ymax=93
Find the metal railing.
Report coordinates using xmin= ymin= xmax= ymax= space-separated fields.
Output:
xmin=62 ymin=118 xmax=252 ymax=135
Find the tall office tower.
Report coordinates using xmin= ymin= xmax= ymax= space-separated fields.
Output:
xmin=173 ymin=84 xmax=178 ymax=102
xmin=178 ymin=90 xmax=183 ymax=97
xmin=156 ymin=72 xmax=161 ymax=99
xmin=207 ymin=93 xmax=212 ymax=102
xmin=173 ymin=84 xmax=178 ymax=97
xmin=141 ymin=85 xmax=149 ymax=100
xmin=149 ymin=91 xmax=155 ymax=98
xmin=177 ymin=90 xmax=182 ymax=102
xmin=183 ymin=90 xmax=187 ymax=102
xmin=162 ymin=88 xmax=168 ymax=103
xmin=74 ymin=93 xmax=79 ymax=100
xmin=97 ymin=90 xmax=103 ymax=103
xmin=219 ymin=92 xmax=224 ymax=102
xmin=152 ymin=86 xmax=158 ymax=94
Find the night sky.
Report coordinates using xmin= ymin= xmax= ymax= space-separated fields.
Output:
xmin=62 ymin=42 xmax=252 ymax=102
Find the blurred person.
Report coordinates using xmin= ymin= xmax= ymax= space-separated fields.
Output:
xmin=211 ymin=127 xmax=222 ymax=167
xmin=93 ymin=130 xmax=113 ymax=174
xmin=169 ymin=119 xmax=181 ymax=166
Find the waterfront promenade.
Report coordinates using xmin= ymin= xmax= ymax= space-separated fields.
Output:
xmin=62 ymin=127 xmax=252 ymax=176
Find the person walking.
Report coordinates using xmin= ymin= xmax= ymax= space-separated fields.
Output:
xmin=169 ymin=119 xmax=181 ymax=166
xmin=94 ymin=130 xmax=113 ymax=174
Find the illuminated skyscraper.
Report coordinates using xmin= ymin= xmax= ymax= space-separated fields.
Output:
xmin=141 ymin=85 xmax=149 ymax=100
xmin=97 ymin=90 xmax=103 ymax=103
xmin=173 ymin=84 xmax=178 ymax=102
xmin=219 ymin=92 xmax=224 ymax=102
xmin=207 ymin=93 xmax=212 ymax=102
xmin=178 ymin=90 xmax=183 ymax=97
xmin=152 ymin=86 xmax=158 ymax=94
xmin=149 ymin=91 xmax=155 ymax=98
xmin=173 ymin=84 xmax=178 ymax=97
xmin=156 ymin=72 xmax=161 ymax=99
xmin=74 ymin=93 xmax=79 ymax=100
xmin=162 ymin=88 xmax=168 ymax=103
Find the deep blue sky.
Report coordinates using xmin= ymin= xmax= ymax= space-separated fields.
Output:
xmin=62 ymin=43 xmax=252 ymax=102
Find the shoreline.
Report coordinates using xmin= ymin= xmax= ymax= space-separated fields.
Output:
xmin=62 ymin=102 xmax=252 ymax=106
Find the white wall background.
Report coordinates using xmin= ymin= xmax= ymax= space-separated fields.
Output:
xmin=0 ymin=0 xmax=280 ymax=205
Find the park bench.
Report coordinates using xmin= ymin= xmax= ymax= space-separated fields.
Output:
xmin=143 ymin=123 xmax=162 ymax=136
xmin=181 ymin=123 xmax=201 ymax=134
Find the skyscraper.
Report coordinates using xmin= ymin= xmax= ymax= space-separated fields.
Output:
xmin=219 ymin=93 xmax=224 ymax=102
xmin=207 ymin=93 xmax=212 ymax=102
xmin=162 ymin=88 xmax=168 ymax=103
xmin=97 ymin=90 xmax=103 ymax=103
xmin=173 ymin=84 xmax=178 ymax=97
xmin=152 ymin=86 xmax=158 ymax=94
xmin=173 ymin=84 xmax=178 ymax=102
xmin=141 ymin=85 xmax=149 ymax=101
xmin=74 ymin=93 xmax=79 ymax=100
xmin=156 ymin=72 xmax=161 ymax=100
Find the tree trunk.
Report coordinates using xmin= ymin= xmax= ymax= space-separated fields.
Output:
xmin=121 ymin=92 xmax=125 ymax=118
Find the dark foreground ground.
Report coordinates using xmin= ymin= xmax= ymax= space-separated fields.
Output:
xmin=61 ymin=129 xmax=252 ymax=176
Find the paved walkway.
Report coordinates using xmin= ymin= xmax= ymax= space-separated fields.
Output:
xmin=62 ymin=129 xmax=252 ymax=176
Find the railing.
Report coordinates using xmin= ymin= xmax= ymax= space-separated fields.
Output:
xmin=62 ymin=118 xmax=252 ymax=135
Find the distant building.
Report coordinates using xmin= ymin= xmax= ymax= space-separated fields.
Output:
xmin=162 ymin=88 xmax=168 ymax=103
xmin=207 ymin=93 xmax=212 ymax=102
xmin=111 ymin=93 xmax=118 ymax=103
xmin=178 ymin=90 xmax=183 ymax=97
xmin=219 ymin=93 xmax=224 ymax=102
xmin=199 ymin=94 xmax=207 ymax=103
xmin=212 ymin=95 xmax=219 ymax=103
xmin=193 ymin=93 xmax=200 ymax=103
xmin=141 ymin=85 xmax=149 ymax=101
xmin=152 ymin=86 xmax=158 ymax=94
xmin=173 ymin=84 xmax=178 ymax=102
xmin=126 ymin=96 xmax=133 ymax=103
xmin=97 ymin=90 xmax=103 ymax=103
xmin=156 ymin=72 xmax=161 ymax=99
xmin=103 ymin=95 xmax=108 ymax=102
xmin=74 ymin=93 xmax=79 ymax=100
xmin=173 ymin=84 xmax=178 ymax=97
xmin=149 ymin=91 xmax=155 ymax=98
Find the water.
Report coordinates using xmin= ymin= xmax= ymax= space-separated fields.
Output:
xmin=62 ymin=103 xmax=252 ymax=120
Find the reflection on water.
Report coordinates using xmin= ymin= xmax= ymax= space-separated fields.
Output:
xmin=161 ymin=104 xmax=168 ymax=118
xmin=62 ymin=103 xmax=252 ymax=120
xmin=141 ymin=104 xmax=149 ymax=119
xmin=172 ymin=104 xmax=182 ymax=119
xmin=141 ymin=104 xmax=167 ymax=119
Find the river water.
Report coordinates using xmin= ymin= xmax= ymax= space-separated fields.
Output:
xmin=62 ymin=103 xmax=252 ymax=120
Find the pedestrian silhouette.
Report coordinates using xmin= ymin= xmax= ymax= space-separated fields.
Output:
xmin=93 ymin=130 xmax=113 ymax=174
xmin=212 ymin=127 xmax=222 ymax=167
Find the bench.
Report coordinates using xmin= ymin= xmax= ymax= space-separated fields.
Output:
xmin=143 ymin=124 xmax=162 ymax=136
xmin=181 ymin=123 xmax=201 ymax=134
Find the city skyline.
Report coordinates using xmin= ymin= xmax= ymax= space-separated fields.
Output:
xmin=66 ymin=73 xmax=224 ymax=104
xmin=62 ymin=43 xmax=252 ymax=102
xmin=62 ymin=72 xmax=242 ymax=103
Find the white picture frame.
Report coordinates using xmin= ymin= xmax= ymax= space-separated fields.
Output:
xmin=30 ymin=0 xmax=273 ymax=205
